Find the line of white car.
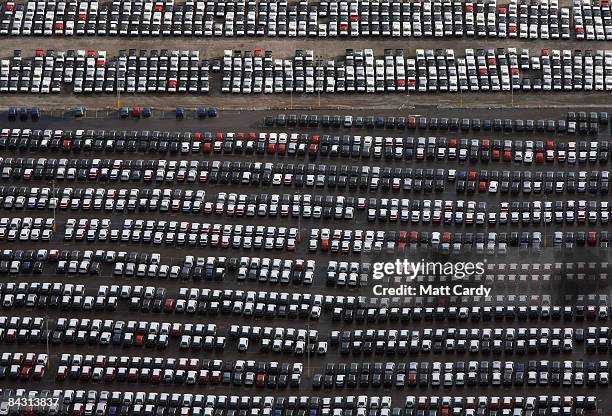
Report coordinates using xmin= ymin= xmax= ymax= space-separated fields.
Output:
xmin=0 ymin=391 xmax=596 ymax=416
xmin=3 ymin=47 xmax=612 ymax=94
xmin=0 ymin=216 xmax=54 ymax=241
xmin=0 ymin=0 xmax=608 ymax=39
xmin=1 ymin=48 xmax=209 ymax=94
xmin=63 ymin=218 xmax=300 ymax=250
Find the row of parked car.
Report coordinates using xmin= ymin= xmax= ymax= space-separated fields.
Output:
xmin=1 ymin=300 xmax=611 ymax=339
xmin=10 ymin=187 xmax=610 ymax=224
xmin=0 ymin=390 xmax=598 ymax=416
xmin=1 ymin=284 xmax=121 ymax=310
xmin=10 ymin=185 xmax=612 ymax=224
xmin=0 ymin=0 xmax=608 ymax=39
xmin=47 ymin=357 xmax=612 ymax=387
xmin=332 ymin=325 xmax=584 ymax=354
xmin=4 ymin=156 xmax=612 ymax=197
xmin=221 ymin=47 xmax=612 ymax=93
xmin=361 ymin=199 xmax=612 ymax=225
xmin=3 ymin=47 xmax=612 ymax=93
xmin=312 ymin=359 xmax=612 ymax=388
xmin=128 ymin=286 xmax=325 ymax=319
xmin=62 ymin=218 xmax=300 ymax=250
xmin=1 ymin=303 xmax=611 ymax=337
xmin=0 ymin=278 xmax=589 ymax=309
xmin=0 ymin=248 xmax=325 ymax=286
xmin=268 ymin=110 xmax=607 ymax=131
xmin=219 ymin=47 xmax=612 ymax=93
xmin=3 ymin=222 xmax=611 ymax=259
xmin=279 ymin=109 xmax=608 ymax=127
xmin=1 ymin=270 xmax=610 ymax=319
xmin=1 ymin=48 xmax=209 ymax=94
xmin=3 ymin=188 xmax=209 ymax=213
xmin=0 ymin=248 xmax=166 ymax=271
xmin=5 ymin=245 xmax=603 ymax=289
xmin=2 ymin=305 xmax=612 ymax=352
xmin=3 ymin=112 xmax=608 ymax=153
xmin=3 ymin=131 xmax=611 ymax=162
xmin=56 ymin=355 xmax=296 ymax=374
xmin=0 ymin=352 xmax=47 ymax=382
xmin=1 ymin=276 xmax=610 ymax=322
xmin=56 ymin=355 xmax=304 ymax=386
xmin=0 ymin=248 xmax=604 ymax=277
xmin=309 ymin=227 xmax=612 ymax=254
xmin=20 ymin=188 xmax=612 ymax=227
xmin=0 ymin=216 xmax=54 ymax=242
xmin=4 ymin=311 xmax=612 ymax=352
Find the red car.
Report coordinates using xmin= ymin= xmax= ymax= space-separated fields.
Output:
xmin=409 ymin=231 xmax=419 ymax=243
xmin=127 ymin=368 xmax=139 ymax=382
xmin=151 ymin=369 xmax=162 ymax=383
xmin=103 ymin=368 xmax=116 ymax=382
xmin=56 ymin=366 xmax=68 ymax=381
xmin=198 ymin=370 xmax=210 ymax=384
xmin=20 ymin=367 xmax=32 ymax=381
xmin=398 ymin=231 xmax=407 ymax=250
xmin=320 ymin=239 xmax=329 ymax=251
xmin=535 ymin=152 xmax=544 ymax=163
xmin=442 ymin=232 xmax=452 ymax=243
xmin=79 ymin=367 xmax=91 ymax=381
xmin=407 ymin=372 xmax=417 ymax=385
xmin=164 ymin=298 xmax=175 ymax=312
xmin=71 ymin=403 xmax=84 ymax=416
xmin=309 ymin=143 xmax=319 ymax=156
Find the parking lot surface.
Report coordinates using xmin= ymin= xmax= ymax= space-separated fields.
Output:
xmin=1 ymin=0 xmax=612 ymax=414
xmin=0 ymin=107 xmax=609 ymax=415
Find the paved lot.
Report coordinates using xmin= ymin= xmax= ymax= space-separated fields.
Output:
xmin=1 ymin=2 xmax=611 ymax=407
xmin=2 ymin=37 xmax=612 ymax=110
xmin=0 ymin=109 xmax=610 ymax=411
